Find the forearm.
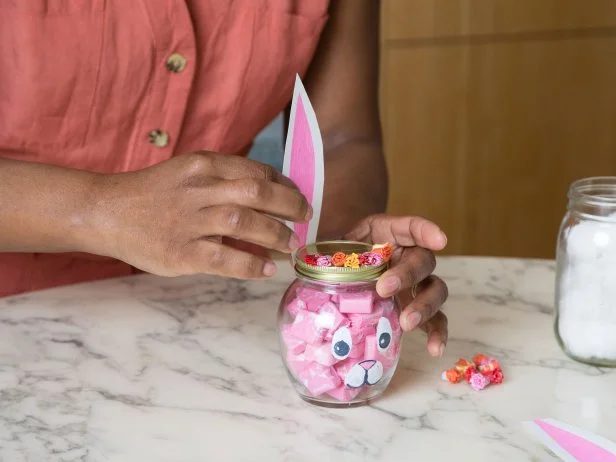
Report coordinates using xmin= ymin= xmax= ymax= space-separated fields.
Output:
xmin=0 ymin=156 xmax=100 ymax=253
xmin=319 ymin=140 xmax=388 ymax=239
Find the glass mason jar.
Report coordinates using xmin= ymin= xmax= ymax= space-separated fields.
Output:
xmin=278 ymin=241 xmax=402 ymax=407
xmin=555 ymin=177 xmax=616 ymax=367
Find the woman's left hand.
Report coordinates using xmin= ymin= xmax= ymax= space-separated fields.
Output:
xmin=344 ymin=214 xmax=449 ymax=357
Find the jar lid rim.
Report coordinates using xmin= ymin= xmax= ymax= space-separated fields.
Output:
xmin=294 ymin=240 xmax=388 ymax=282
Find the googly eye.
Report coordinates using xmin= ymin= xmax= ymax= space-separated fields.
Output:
xmin=376 ymin=317 xmax=393 ymax=353
xmin=331 ymin=326 xmax=352 ymax=360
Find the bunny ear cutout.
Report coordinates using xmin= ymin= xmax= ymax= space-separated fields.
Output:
xmin=282 ymin=74 xmax=324 ymax=249
xmin=523 ymin=418 xmax=616 ymax=462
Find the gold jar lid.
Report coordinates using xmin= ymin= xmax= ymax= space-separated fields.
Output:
xmin=294 ymin=240 xmax=388 ymax=282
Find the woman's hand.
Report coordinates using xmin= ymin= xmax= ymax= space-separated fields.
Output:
xmin=344 ymin=214 xmax=449 ymax=357
xmin=87 ymin=152 xmax=310 ymax=279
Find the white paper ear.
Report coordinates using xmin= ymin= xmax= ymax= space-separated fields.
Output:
xmin=282 ymin=74 xmax=324 ymax=248
xmin=522 ymin=418 xmax=616 ymax=462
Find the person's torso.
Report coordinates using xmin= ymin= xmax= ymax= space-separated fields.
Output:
xmin=0 ymin=0 xmax=329 ymax=297
xmin=0 ymin=0 xmax=329 ymax=172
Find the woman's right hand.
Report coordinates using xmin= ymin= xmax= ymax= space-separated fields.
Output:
xmin=86 ymin=152 xmax=310 ymax=279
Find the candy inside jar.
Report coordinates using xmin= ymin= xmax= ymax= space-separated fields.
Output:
xmin=277 ymin=241 xmax=402 ymax=407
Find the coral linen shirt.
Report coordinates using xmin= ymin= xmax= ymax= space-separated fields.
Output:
xmin=0 ymin=0 xmax=329 ymax=297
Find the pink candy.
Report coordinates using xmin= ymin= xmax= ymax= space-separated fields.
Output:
xmin=296 ymin=287 xmax=331 ymax=312
xmin=289 ymin=312 xmax=326 ymax=345
xmin=348 ymin=340 xmax=365 ymax=359
xmin=298 ymin=363 xmax=341 ymax=395
xmin=348 ymin=304 xmax=384 ymax=330
xmin=339 ymin=292 xmax=375 ymax=314
xmin=333 ymin=358 xmax=356 ymax=382
xmin=281 ymin=325 xmax=306 ymax=355
xmin=364 ymin=335 xmax=378 ymax=359
xmin=305 ymin=343 xmax=338 ymax=366
xmin=287 ymin=297 xmax=307 ymax=316
xmin=315 ymin=302 xmax=349 ymax=332
xmin=287 ymin=351 xmax=312 ymax=375
xmin=364 ymin=335 xmax=396 ymax=368
xmin=281 ymin=286 xmax=402 ymax=403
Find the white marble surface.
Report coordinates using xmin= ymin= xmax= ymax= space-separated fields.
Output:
xmin=1 ymin=257 xmax=615 ymax=461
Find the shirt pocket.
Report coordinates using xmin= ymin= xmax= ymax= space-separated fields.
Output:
xmin=0 ymin=1 xmax=105 ymax=150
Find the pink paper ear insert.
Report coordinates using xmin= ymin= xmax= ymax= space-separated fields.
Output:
xmin=523 ymin=418 xmax=616 ymax=462
xmin=288 ymin=94 xmax=315 ymax=247
xmin=282 ymin=75 xmax=324 ymax=249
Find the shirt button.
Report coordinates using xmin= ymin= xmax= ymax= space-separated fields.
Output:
xmin=148 ymin=129 xmax=169 ymax=148
xmin=166 ymin=53 xmax=187 ymax=73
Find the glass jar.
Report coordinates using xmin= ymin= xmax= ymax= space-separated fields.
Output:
xmin=555 ymin=177 xmax=616 ymax=366
xmin=278 ymin=241 xmax=402 ymax=407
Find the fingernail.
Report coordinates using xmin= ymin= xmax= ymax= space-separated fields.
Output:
xmin=380 ymin=277 xmax=400 ymax=296
xmin=438 ymin=230 xmax=448 ymax=247
xmin=404 ymin=312 xmax=422 ymax=331
xmin=438 ymin=342 xmax=446 ymax=357
xmin=305 ymin=205 xmax=313 ymax=221
xmin=263 ymin=261 xmax=277 ymax=277
xmin=288 ymin=233 xmax=300 ymax=250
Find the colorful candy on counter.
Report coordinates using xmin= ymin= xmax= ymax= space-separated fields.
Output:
xmin=303 ymin=243 xmax=393 ymax=267
xmin=441 ymin=354 xmax=504 ymax=391
xmin=281 ymin=286 xmax=401 ymax=402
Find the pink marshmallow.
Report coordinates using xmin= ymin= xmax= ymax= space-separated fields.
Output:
xmin=384 ymin=342 xmax=400 ymax=368
xmin=375 ymin=298 xmax=395 ymax=316
xmin=287 ymin=297 xmax=307 ymax=316
xmin=364 ymin=334 xmax=378 ymax=359
xmin=349 ymin=325 xmax=367 ymax=345
xmin=349 ymin=340 xmax=365 ymax=359
xmin=305 ymin=343 xmax=338 ymax=366
xmin=289 ymin=312 xmax=326 ymax=345
xmin=339 ymin=292 xmax=375 ymax=314
xmin=298 ymin=364 xmax=341 ymax=396
xmin=286 ymin=351 xmax=312 ymax=376
xmin=331 ymin=294 xmax=340 ymax=303
xmin=316 ymin=302 xmax=350 ymax=332
xmin=327 ymin=385 xmax=361 ymax=402
xmin=348 ymin=303 xmax=384 ymax=330
xmin=334 ymin=358 xmax=357 ymax=382
xmin=297 ymin=287 xmax=331 ymax=312
xmin=281 ymin=325 xmax=306 ymax=355
xmin=364 ymin=334 xmax=397 ymax=369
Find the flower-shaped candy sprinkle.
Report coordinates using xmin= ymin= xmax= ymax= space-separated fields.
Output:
xmin=372 ymin=243 xmax=393 ymax=262
xmin=316 ymin=255 xmax=333 ymax=267
xmin=344 ymin=253 xmax=360 ymax=269
xmin=455 ymin=358 xmax=473 ymax=374
xmin=464 ymin=366 xmax=477 ymax=383
xmin=359 ymin=252 xmax=384 ymax=267
xmin=486 ymin=368 xmax=504 ymax=385
xmin=442 ymin=354 xmax=503 ymax=391
xmin=469 ymin=372 xmax=490 ymax=391
xmin=332 ymin=252 xmax=346 ymax=267
xmin=441 ymin=368 xmax=462 ymax=384
xmin=478 ymin=358 xmax=500 ymax=374
xmin=304 ymin=254 xmax=318 ymax=266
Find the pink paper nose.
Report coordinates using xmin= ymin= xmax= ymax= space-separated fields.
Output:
xmin=360 ymin=360 xmax=377 ymax=371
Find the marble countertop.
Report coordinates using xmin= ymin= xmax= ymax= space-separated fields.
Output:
xmin=1 ymin=256 xmax=615 ymax=461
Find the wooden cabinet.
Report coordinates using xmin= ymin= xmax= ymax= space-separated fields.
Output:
xmin=380 ymin=0 xmax=616 ymax=258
